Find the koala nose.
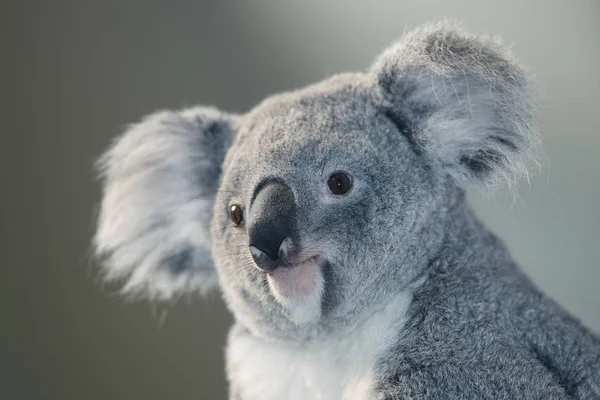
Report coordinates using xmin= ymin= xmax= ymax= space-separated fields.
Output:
xmin=247 ymin=181 xmax=296 ymax=271
xmin=250 ymin=237 xmax=293 ymax=270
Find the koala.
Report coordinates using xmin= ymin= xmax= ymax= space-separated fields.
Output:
xmin=93 ymin=22 xmax=600 ymax=399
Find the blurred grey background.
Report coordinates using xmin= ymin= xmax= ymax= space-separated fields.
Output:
xmin=1 ymin=1 xmax=598 ymax=399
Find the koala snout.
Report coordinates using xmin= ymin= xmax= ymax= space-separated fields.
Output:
xmin=247 ymin=181 xmax=297 ymax=271
xmin=249 ymin=237 xmax=294 ymax=271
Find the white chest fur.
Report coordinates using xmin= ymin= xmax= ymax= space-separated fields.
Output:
xmin=226 ymin=293 xmax=412 ymax=400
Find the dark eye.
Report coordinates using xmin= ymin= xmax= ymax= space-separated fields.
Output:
xmin=230 ymin=204 xmax=245 ymax=226
xmin=327 ymin=171 xmax=353 ymax=195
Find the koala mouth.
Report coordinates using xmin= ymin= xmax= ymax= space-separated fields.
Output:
xmin=266 ymin=254 xmax=325 ymax=324
xmin=288 ymin=254 xmax=322 ymax=269
xmin=268 ymin=254 xmax=324 ymax=297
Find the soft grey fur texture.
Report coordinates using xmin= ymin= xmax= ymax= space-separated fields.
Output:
xmin=94 ymin=22 xmax=600 ymax=399
xmin=95 ymin=107 xmax=238 ymax=299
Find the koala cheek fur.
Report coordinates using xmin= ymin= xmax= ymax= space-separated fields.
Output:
xmin=93 ymin=21 xmax=600 ymax=400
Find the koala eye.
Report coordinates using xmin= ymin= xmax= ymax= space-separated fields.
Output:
xmin=327 ymin=171 xmax=353 ymax=195
xmin=230 ymin=204 xmax=245 ymax=227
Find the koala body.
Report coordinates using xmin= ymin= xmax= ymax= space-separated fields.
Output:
xmin=94 ymin=22 xmax=600 ymax=399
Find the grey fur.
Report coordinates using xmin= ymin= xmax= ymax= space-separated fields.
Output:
xmin=94 ymin=107 xmax=238 ymax=299
xmin=93 ymin=22 xmax=600 ymax=399
xmin=371 ymin=21 xmax=540 ymax=189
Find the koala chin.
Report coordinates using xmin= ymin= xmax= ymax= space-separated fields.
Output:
xmin=264 ymin=253 xmax=326 ymax=325
xmin=93 ymin=22 xmax=600 ymax=400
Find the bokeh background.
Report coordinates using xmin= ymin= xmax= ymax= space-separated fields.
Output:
xmin=1 ymin=1 xmax=599 ymax=399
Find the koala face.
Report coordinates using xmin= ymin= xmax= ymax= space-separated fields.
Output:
xmin=93 ymin=22 xmax=538 ymax=340
xmin=212 ymin=75 xmax=442 ymax=338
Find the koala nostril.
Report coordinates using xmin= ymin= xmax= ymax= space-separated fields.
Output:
xmin=249 ymin=245 xmax=266 ymax=262
xmin=249 ymin=245 xmax=277 ymax=271
xmin=278 ymin=237 xmax=293 ymax=259
xmin=250 ymin=237 xmax=293 ymax=272
xmin=249 ymin=231 xmax=284 ymax=261
xmin=247 ymin=218 xmax=290 ymax=262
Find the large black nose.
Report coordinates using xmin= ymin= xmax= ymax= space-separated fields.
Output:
xmin=247 ymin=181 xmax=296 ymax=270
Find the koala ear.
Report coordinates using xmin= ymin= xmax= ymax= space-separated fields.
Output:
xmin=93 ymin=107 xmax=238 ymax=300
xmin=371 ymin=21 xmax=539 ymax=188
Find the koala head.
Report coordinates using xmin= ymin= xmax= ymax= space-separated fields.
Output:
xmin=94 ymin=22 xmax=538 ymax=340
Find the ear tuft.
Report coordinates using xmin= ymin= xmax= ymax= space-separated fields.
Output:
xmin=93 ymin=107 xmax=237 ymax=301
xmin=371 ymin=21 xmax=540 ymax=190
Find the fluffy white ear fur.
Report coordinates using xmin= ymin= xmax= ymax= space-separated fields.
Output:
xmin=94 ymin=107 xmax=237 ymax=300
xmin=371 ymin=21 xmax=540 ymax=189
